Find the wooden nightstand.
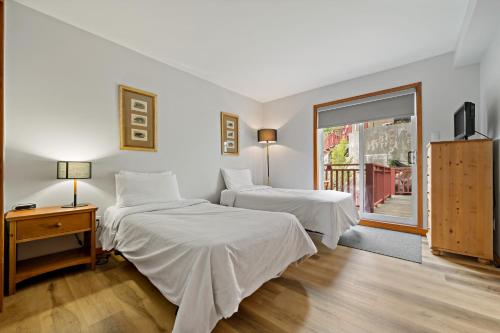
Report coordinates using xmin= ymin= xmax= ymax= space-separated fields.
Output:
xmin=5 ymin=205 xmax=98 ymax=295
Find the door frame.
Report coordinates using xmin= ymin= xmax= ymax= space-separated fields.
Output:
xmin=313 ymin=82 xmax=426 ymax=235
xmin=1 ymin=0 xmax=4 ymax=311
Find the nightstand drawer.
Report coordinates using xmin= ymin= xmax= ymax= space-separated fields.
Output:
xmin=16 ymin=212 xmax=91 ymax=242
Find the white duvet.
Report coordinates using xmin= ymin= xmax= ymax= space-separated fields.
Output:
xmin=220 ymin=186 xmax=360 ymax=249
xmin=99 ymin=199 xmax=316 ymax=333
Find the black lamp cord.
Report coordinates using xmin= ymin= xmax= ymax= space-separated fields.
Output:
xmin=74 ymin=217 xmax=109 ymax=265
xmin=474 ymin=131 xmax=491 ymax=139
xmin=74 ymin=234 xmax=83 ymax=246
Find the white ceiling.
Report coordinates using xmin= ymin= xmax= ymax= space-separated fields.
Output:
xmin=454 ymin=0 xmax=500 ymax=67
xmin=14 ymin=0 xmax=469 ymax=102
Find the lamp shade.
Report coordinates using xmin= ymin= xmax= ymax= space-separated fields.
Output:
xmin=57 ymin=161 xmax=92 ymax=179
xmin=257 ymin=129 xmax=277 ymax=143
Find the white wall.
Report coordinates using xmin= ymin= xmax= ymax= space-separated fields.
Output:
xmin=5 ymin=3 xmax=264 ymax=258
xmin=263 ymin=53 xmax=480 ymax=228
xmin=480 ymin=30 xmax=500 ymax=259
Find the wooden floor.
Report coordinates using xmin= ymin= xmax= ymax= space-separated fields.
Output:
xmin=1 ymin=238 xmax=500 ymax=332
xmin=373 ymin=194 xmax=412 ymax=218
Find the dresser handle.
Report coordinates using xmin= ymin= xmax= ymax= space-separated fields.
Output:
xmin=55 ymin=222 xmax=62 ymax=228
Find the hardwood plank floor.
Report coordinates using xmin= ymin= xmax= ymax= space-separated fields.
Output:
xmin=1 ymin=238 xmax=499 ymax=332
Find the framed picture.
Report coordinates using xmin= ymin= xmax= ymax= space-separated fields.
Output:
xmin=131 ymin=128 xmax=148 ymax=141
xmin=131 ymin=114 xmax=147 ymax=127
xmin=119 ymin=85 xmax=157 ymax=151
xmin=220 ymin=112 xmax=239 ymax=155
xmin=130 ymin=98 xmax=148 ymax=113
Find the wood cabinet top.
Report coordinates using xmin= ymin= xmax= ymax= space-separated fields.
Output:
xmin=427 ymin=139 xmax=492 ymax=147
xmin=5 ymin=205 xmax=97 ymax=221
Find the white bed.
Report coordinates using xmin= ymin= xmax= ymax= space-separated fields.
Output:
xmin=220 ymin=185 xmax=360 ymax=249
xmin=99 ymin=199 xmax=316 ymax=333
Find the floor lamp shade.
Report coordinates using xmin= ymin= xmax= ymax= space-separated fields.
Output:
xmin=257 ymin=129 xmax=277 ymax=185
xmin=258 ymin=129 xmax=277 ymax=143
xmin=57 ymin=161 xmax=92 ymax=208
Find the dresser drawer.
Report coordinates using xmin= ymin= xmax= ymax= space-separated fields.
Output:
xmin=16 ymin=212 xmax=92 ymax=242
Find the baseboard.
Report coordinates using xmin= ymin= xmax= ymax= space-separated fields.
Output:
xmin=359 ymin=219 xmax=428 ymax=236
xmin=494 ymin=253 xmax=500 ymax=267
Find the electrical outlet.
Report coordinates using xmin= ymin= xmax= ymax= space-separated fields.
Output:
xmin=96 ymin=215 xmax=102 ymax=223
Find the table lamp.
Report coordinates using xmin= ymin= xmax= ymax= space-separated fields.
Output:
xmin=257 ymin=129 xmax=277 ymax=185
xmin=57 ymin=161 xmax=92 ymax=208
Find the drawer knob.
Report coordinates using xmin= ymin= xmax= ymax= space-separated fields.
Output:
xmin=55 ymin=222 xmax=62 ymax=228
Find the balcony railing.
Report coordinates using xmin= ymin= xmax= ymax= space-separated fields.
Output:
xmin=323 ymin=163 xmax=411 ymax=213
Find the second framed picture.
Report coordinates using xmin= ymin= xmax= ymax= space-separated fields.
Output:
xmin=119 ymin=85 xmax=157 ymax=152
xmin=220 ymin=112 xmax=239 ymax=155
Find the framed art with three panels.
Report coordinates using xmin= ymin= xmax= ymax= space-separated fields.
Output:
xmin=119 ymin=85 xmax=157 ymax=152
xmin=220 ymin=112 xmax=239 ymax=155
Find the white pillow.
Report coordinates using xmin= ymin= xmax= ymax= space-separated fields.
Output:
xmin=115 ymin=172 xmax=181 ymax=207
xmin=221 ymin=168 xmax=254 ymax=190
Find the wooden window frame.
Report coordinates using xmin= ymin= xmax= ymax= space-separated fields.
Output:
xmin=313 ymin=82 xmax=426 ymax=235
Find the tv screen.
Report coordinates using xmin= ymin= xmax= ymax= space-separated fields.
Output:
xmin=454 ymin=102 xmax=475 ymax=140
xmin=454 ymin=108 xmax=465 ymax=139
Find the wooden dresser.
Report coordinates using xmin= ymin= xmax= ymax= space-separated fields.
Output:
xmin=5 ymin=205 xmax=97 ymax=295
xmin=427 ymin=139 xmax=493 ymax=264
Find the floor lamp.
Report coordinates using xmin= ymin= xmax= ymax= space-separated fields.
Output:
xmin=258 ymin=129 xmax=277 ymax=185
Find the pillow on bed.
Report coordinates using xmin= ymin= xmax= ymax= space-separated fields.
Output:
xmin=221 ymin=168 xmax=254 ymax=190
xmin=115 ymin=172 xmax=181 ymax=207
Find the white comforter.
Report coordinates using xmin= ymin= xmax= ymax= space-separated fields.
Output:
xmin=220 ymin=186 xmax=360 ymax=249
xmin=99 ymin=199 xmax=317 ymax=333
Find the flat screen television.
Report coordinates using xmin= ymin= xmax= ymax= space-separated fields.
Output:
xmin=454 ymin=102 xmax=475 ymax=140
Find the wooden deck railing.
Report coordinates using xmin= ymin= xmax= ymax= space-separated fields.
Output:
xmin=365 ymin=164 xmax=393 ymax=212
xmin=324 ymin=163 xmax=411 ymax=213
xmin=323 ymin=164 xmax=360 ymax=205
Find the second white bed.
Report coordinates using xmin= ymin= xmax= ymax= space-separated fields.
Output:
xmin=221 ymin=185 xmax=359 ymax=249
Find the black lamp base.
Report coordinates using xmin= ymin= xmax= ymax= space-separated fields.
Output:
xmin=61 ymin=203 xmax=89 ymax=208
xmin=61 ymin=190 xmax=87 ymax=208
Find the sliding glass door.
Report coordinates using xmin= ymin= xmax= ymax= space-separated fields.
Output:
xmin=317 ymin=88 xmax=418 ymax=226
